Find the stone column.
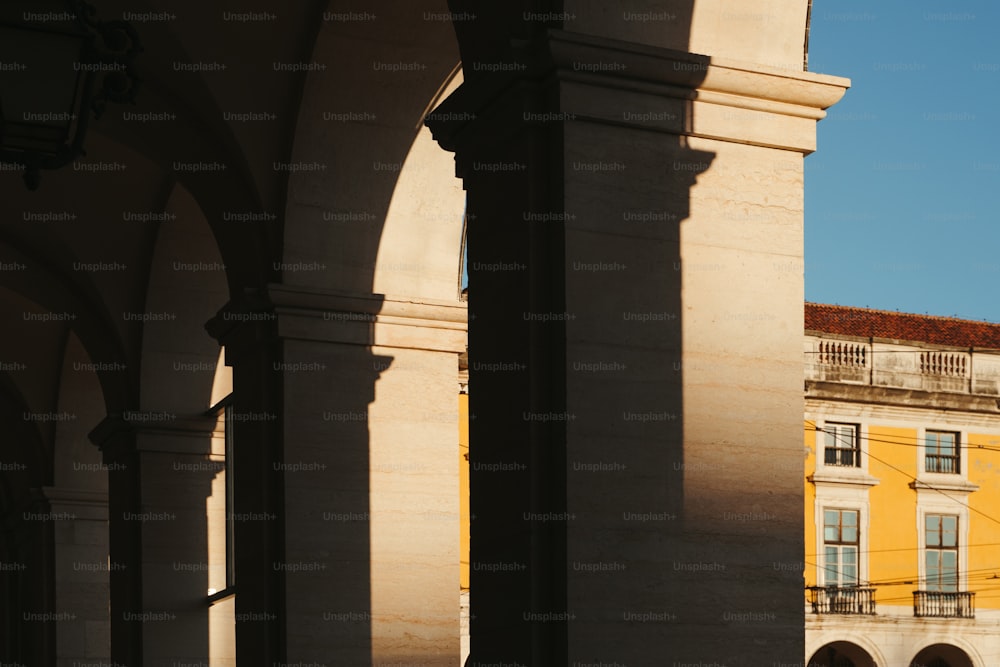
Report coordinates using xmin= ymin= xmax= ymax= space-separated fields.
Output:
xmin=45 ymin=487 xmax=109 ymax=667
xmin=131 ymin=415 xmax=226 ymax=667
xmin=91 ymin=411 xmax=229 ymax=667
xmin=209 ymin=286 xmax=466 ymax=666
xmin=267 ymin=284 xmax=466 ymax=666
xmin=429 ymin=26 xmax=847 ymax=665
xmin=89 ymin=416 xmax=143 ymax=667
xmin=206 ymin=293 xmax=285 ymax=667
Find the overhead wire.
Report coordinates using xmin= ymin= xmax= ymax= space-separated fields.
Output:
xmin=805 ymin=426 xmax=1000 ymax=594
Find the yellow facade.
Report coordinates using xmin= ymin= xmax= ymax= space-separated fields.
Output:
xmin=804 ymin=423 xmax=816 ymax=590
xmin=866 ymin=426 xmax=920 ymax=607
xmin=966 ymin=431 xmax=1000 ymax=611
xmin=806 ymin=422 xmax=1000 ymax=611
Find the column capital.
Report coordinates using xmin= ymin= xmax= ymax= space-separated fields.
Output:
xmin=428 ymin=29 xmax=849 ymax=158
xmin=204 ymin=289 xmax=279 ymax=360
xmin=89 ymin=413 xmax=136 ymax=462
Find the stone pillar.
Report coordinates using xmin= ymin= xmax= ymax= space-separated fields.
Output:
xmin=45 ymin=487 xmax=109 ymax=667
xmin=91 ymin=413 xmax=226 ymax=667
xmin=429 ymin=26 xmax=847 ymax=666
xmin=206 ymin=293 xmax=285 ymax=667
xmin=209 ymin=287 xmax=466 ymax=665
xmin=90 ymin=416 xmax=143 ymax=667
xmin=131 ymin=414 xmax=227 ymax=667
xmin=266 ymin=284 xmax=466 ymax=666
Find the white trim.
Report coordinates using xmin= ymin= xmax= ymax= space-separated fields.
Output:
xmin=805 ymin=400 xmax=1000 ymax=435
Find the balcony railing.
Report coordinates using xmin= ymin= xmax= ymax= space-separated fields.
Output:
xmin=925 ymin=453 xmax=959 ymax=474
xmin=806 ymin=335 xmax=1000 ymax=396
xmin=807 ymin=586 xmax=877 ymax=615
xmin=913 ymin=590 xmax=975 ymax=618
xmin=920 ymin=351 xmax=967 ymax=378
xmin=825 ymin=446 xmax=859 ymax=467
xmin=818 ymin=340 xmax=868 ymax=368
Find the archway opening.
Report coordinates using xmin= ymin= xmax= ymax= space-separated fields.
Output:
xmin=808 ymin=641 xmax=876 ymax=667
xmin=910 ymin=643 xmax=975 ymax=667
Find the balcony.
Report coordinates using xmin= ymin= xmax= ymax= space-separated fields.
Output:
xmin=913 ymin=590 xmax=975 ymax=618
xmin=807 ymin=586 xmax=877 ymax=615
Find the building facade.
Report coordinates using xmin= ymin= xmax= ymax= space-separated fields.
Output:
xmin=0 ymin=1 xmax=849 ymax=665
xmin=804 ymin=303 xmax=1000 ymax=667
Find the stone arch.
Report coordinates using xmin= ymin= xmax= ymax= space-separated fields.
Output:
xmin=373 ymin=66 xmax=466 ymax=302
xmin=140 ymin=181 xmax=231 ymax=414
xmin=0 ymin=290 xmax=108 ymax=665
xmin=807 ymin=640 xmax=879 ymax=667
xmin=281 ymin=0 xmax=465 ymax=299
xmin=910 ymin=642 xmax=978 ymax=667
xmin=267 ymin=3 xmax=469 ymax=664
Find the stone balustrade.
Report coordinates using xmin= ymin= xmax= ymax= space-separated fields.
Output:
xmin=805 ymin=334 xmax=1000 ymax=396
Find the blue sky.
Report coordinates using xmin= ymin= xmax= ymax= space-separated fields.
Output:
xmin=805 ymin=0 xmax=1000 ymax=322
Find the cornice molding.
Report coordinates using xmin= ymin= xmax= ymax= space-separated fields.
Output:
xmin=547 ymin=30 xmax=849 ymax=113
xmin=910 ymin=477 xmax=980 ymax=495
xmin=809 ymin=471 xmax=880 ymax=489
xmin=267 ymin=283 xmax=467 ymax=353
xmin=806 ymin=381 xmax=1000 ymax=417
xmin=428 ymin=29 xmax=849 ymax=156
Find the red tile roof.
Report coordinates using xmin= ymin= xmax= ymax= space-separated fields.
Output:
xmin=805 ymin=303 xmax=1000 ymax=349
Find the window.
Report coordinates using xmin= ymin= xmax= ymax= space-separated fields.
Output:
xmin=925 ymin=514 xmax=958 ymax=592
xmin=925 ymin=430 xmax=959 ymax=474
xmin=822 ymin=509 xmax=858 ymax=586
xmin=824 ymin=422 xmax=860 ymax=467
xmin=206 ymin=394 xmax=235 ymax=600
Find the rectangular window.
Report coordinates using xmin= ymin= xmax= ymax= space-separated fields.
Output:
xmin=824 ymin=422 xmax=860 ymax=467
xmin=925 ymin=431 xmax=959 ymax=474
xmin=823 ymin=509 xmax=859 ymax=586
xmin=926 ymin=514 xmax=958 ymax=592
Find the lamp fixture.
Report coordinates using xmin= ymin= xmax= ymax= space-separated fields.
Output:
xmin=0 ymin=0 xmax=141 ymax=190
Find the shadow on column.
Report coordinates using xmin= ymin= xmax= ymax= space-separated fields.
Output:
xmin=429 ymin=2 xmax=715 ymax=664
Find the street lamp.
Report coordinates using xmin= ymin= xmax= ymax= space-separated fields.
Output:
xmin=0 ymin=0 xmax=141 ymax=190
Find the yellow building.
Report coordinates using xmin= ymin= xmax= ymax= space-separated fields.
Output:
xmin=804 ymin=303 xmax=1000 ymax=667
xmin=457 ymin=301 xmax=1000 ymax=665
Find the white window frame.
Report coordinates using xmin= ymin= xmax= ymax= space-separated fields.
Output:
xmin=814 ymin=495 xmax=869 ymax=588
xmin=811 ymin=418 xmax=879 ymax=488
xmin=820 ymin=420 xmax=863 ymax=470
xmin=916 ymin=501 xmax=969 ymax=593
xmin=820 ymin=507 xmax=861 ymax=587
xmin=920 ymin=426 xmax=963 ymax=476
xmin=913 ymin=425 xmax=979 ymax=496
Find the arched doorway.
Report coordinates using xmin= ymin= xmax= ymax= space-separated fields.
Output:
xmin=910 ymin=644 xmax=975 ymax=667
xmin=808 ymin=641 xmax=876 ymax=667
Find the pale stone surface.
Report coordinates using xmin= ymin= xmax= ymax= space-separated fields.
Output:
xmin=564 ymin=0 xmax=810 ymax=70
xmin=282 ymin=335 xmax=461 ymax=665
xmin=551 ymin=48 xmax=833 ymax=660
xmin=807 ymin=332 xmax=1000 ymax=397
xmin=283 ymin=0 xmax=464 ymax=300
xmin=49 ymin=487 xmax=110 ymax=663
